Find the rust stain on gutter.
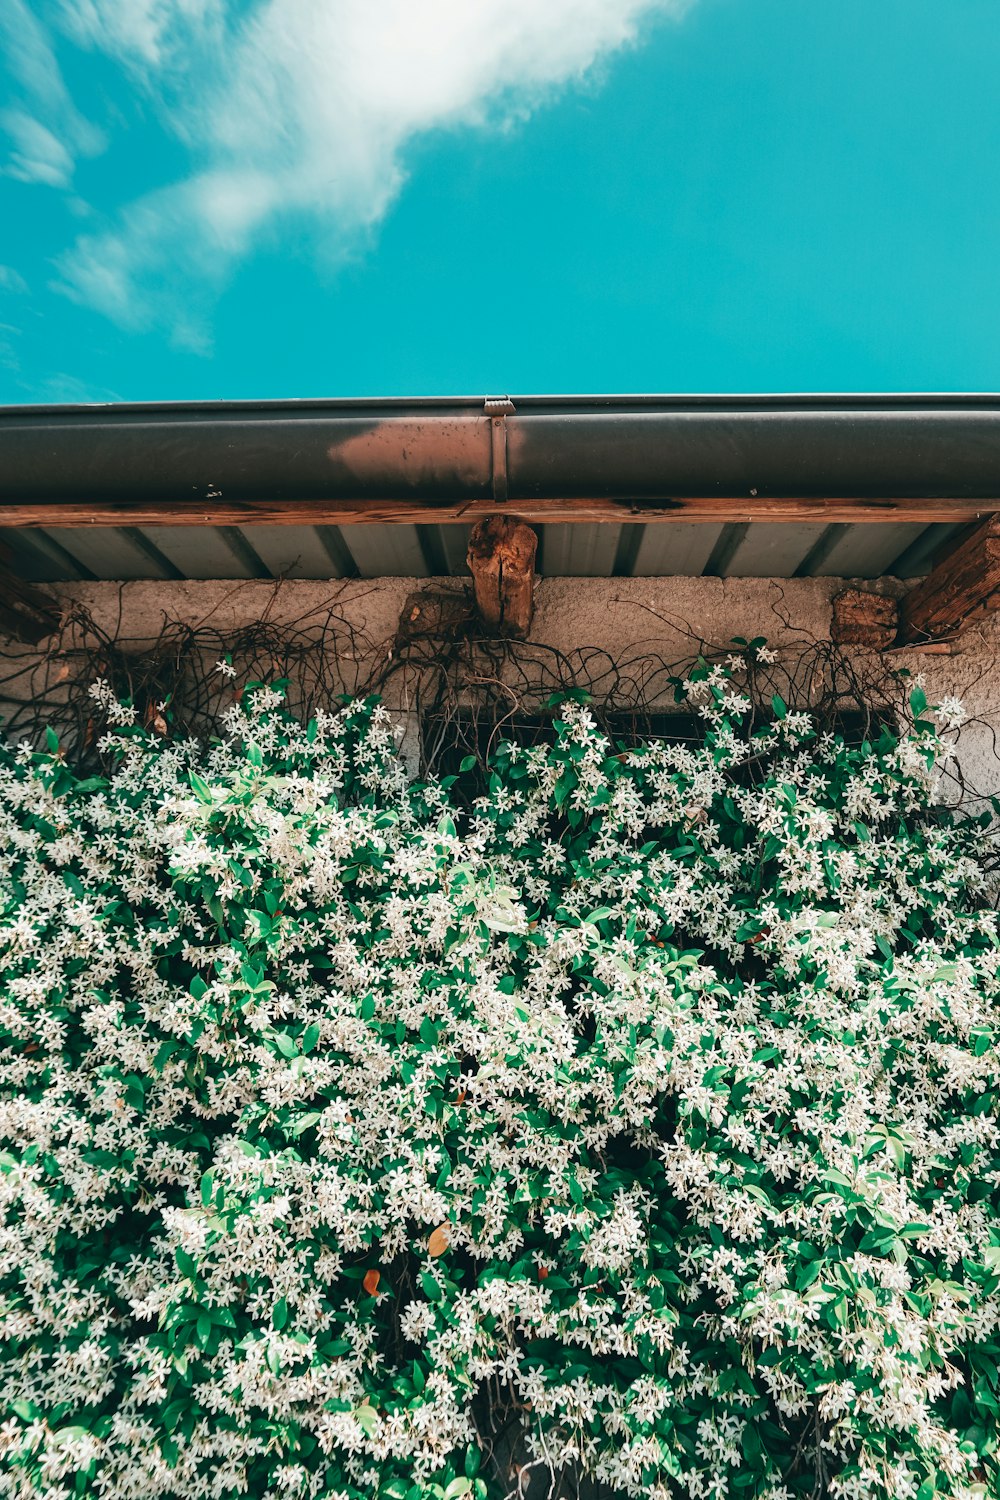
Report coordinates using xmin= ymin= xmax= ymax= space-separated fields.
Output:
xmin=326 ymin=417 xmax=491 ymax=496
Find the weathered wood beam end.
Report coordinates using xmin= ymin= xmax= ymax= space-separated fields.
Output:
xmin=395 ymin=589 xmax=473 ymax=646
xmin=467 ymin=516 xmax=538 ymax=638
xmin=0 ymin=565 xmax=61 ymax=644
xmin=898 ymin=515 xmax=1000 ymax=645
xmin=831 ymin=588 xmax=899 ymax=649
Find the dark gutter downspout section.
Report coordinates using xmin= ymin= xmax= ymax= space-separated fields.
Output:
xmin=2 ymin=395 xmax=1000 ymax=504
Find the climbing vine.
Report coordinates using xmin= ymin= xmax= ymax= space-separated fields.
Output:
xmin=1 ymin=651 xmax=998 ymax=1500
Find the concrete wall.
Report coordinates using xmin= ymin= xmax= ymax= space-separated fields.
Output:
xmin=2 ymin=575 xmax=999 ymax=795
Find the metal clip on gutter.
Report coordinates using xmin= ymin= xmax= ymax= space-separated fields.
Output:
xmin=484 ymin=396 xmax=515 ymax=504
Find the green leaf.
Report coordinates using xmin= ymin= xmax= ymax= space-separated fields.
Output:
xmin=355 ymin=1405 xmax=377 ymax=1437
xmin=175 ymin=1248 xmax=197 ymax=1279
xmin=189 ymin=771 xmax=213 ymax=804
xmin=973 ymin=1028 xmax=993 ymax=1057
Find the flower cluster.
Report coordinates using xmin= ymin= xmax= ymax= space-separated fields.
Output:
xmin=1 ymin=662 xmax=998 ymax=1500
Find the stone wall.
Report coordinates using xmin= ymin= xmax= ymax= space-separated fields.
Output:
xmin=2 ymin=574 xmax=999 ymax=795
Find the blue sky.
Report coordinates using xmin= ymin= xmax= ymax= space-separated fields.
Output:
xmin=1 ymin=0 xmax=999 ymax=402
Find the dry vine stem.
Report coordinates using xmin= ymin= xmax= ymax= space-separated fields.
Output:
xmin=0 ymin=582 xmax=998 ymax=832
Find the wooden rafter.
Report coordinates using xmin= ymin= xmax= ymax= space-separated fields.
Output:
xmin=0 ymin=496 xmax=997 ymax=528
xmin=898 ymin=515 xmax=1000 ymax=644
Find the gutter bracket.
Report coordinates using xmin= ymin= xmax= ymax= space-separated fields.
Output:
xmin=484 ymin=396 xmax=515 ymax=504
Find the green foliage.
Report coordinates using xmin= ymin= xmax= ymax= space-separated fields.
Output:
xmin=0 ymin=667 xmax=998 ymax=1500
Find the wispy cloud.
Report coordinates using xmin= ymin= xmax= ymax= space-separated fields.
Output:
xmin=0 ymin=0 xmax=104 ymax=185
xmin=2 ymin=108 xmax=77 ymax=186
xmin=7 ymin=0 xmax=689 ymax=343
xmin=54 ymin=0 xmax=223 ymax=71
xmin=30 ymin=370 xmax=124 ymax=402
xmin=0 ymin=261 xmax=28 ymax=375
xmin=0 ymin=263 xmax=29 ymax=294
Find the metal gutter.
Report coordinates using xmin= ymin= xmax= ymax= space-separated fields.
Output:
xmin=1 ymin=395 xmax=999 ymax=507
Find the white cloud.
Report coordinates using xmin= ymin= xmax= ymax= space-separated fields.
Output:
xmin=0 ymin=264 xmax=28 ymax=375
xmin=0 ymin=0 xmax=104 ymax=184
xmin=31 ymin=370 xmax=124 ymax=402
xmin=21 ymin=0 xmax=690 ymax=339
xmin=2 ymin=107 xmax=76 ymax=186
xmin=54 ymin=0 xmax=223 ymax=71
xmin=0 ymin=316 xmax=21 ymax=374
xmin=0 ymin=263 xmax=29 ymax=294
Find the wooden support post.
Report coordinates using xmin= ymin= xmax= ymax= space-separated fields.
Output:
xmin=831 ymin=588 xmax=898 ymax=648
xmin=0 ymin=564 xmax=60 ymax=644
xmin=467 ymin=515 xmax=538 ymax=637
xmin=898 ymin=515 xmax=1000 ymax=644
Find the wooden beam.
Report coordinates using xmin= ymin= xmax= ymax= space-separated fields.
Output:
xmin=0 ymin=496 xmax=996 ymax=528
xmin=831 ymin=588 xmax=899 ymax=648
xmin=0 ymin=565 xmax=60 ymax=644
xmin=467 ymin=516 xmax=537 ymax=637
xmin=898 ymin=515 xmax=1000 ymax=644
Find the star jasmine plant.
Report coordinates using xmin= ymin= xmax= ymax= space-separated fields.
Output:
xmin=0 ymin=656 xmax=998 ymax=1500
